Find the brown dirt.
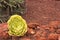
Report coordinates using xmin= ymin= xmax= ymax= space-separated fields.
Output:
xmin=0 ymin=21 xmax=60 ymax=40
xmin=23 ymin=0 xmax=60 ymax=24
xmin=0 ymin=0 xmax=60 ymax=40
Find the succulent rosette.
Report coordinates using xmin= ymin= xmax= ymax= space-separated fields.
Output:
xmin=7 ymin=15 xmax=27 ymax=36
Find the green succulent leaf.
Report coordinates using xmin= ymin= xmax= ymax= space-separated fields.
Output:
xmin=7 ymin=15 xmax=27 ymax=36
xmin=9 ymin=0 xmax=24 ymax=3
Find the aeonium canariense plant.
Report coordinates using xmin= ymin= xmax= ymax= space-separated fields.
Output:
xmin=7 ymin=15 xmax=27 ymax=36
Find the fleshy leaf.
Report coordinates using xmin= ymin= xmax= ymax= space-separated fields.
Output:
xmin=7 ymin=15 xmax=27 ymax=36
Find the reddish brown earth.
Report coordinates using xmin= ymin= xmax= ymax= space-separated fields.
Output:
xmin=23 ymin=0 xmax=60 ymax=24
xmin=0 ymin=21 xmax=60 ymax=40
xmin=0 ymin=0 xmax=60 ymax=40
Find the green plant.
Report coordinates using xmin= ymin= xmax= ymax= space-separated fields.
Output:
xmin=0 ymin=0 xmax=25 ymax=23
xmin=0 ymin=0 xmax=25 ymax=14
xmin=7 ymin=15 xmax=27 ymax=36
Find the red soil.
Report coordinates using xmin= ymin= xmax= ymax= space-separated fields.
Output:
xmin=23 ymin=0 xmax=60 ymax=24
xmin=0 ymin=21 xmax=60 ymax=40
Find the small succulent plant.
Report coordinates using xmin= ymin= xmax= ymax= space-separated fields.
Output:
xmin=7 ymin=15 xmax=27 ymax=36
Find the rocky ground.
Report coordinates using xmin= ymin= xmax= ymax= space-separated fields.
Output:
xmin=0 ymin=21 xmax=60 ymax=40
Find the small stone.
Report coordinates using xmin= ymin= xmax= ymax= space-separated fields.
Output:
xmin=0 ymin=23 xmax=9 ymax=39
xmin=41 ymin=25 xmax=49 ymax=30
xmin=19 ymin=37 xmax=31 ymax=40
xmin=48 ymin=33 xmax=58 ymax=40
xmin=39 ymin=37 xmax=47 ymax=40
xmin=27 ymin=28 xmax=35 ymax=35
xmin=28 ymin=23 xmax=39 ymax=28
xmin=56 ymin=29 xmax=60 ymax=34
xmin=36 ymin=26 xmax=40 ymax=29
xmin=58 ymin=36 xmax=60 ymax=40
xmin=49 ymin=21 xmax=59 ymax=26
xmin=49 ymin=27 xmax=55 ymax=33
